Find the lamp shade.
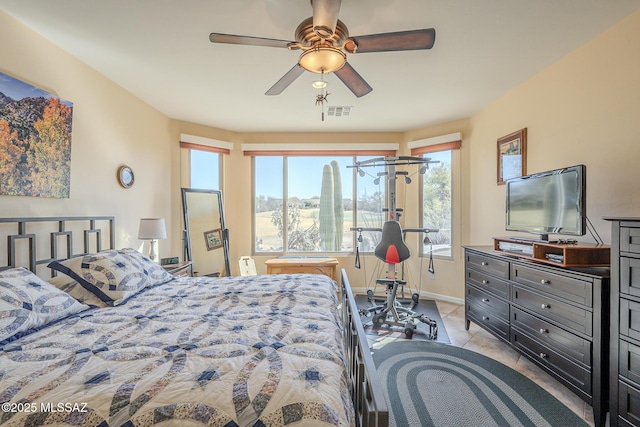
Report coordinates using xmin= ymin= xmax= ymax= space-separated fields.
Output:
xmin=138 ymin=218 xmax=167 ymax=240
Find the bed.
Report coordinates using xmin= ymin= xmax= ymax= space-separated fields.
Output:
xmin=0 ymin=216 xmax=387 ymax=427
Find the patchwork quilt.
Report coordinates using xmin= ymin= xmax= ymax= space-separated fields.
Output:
xmin=0 ymin=274 xmax=354 ymax=426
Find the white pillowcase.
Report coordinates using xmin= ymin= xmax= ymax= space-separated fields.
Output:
xmin=0 ymin=267 xmax=89 ymax=342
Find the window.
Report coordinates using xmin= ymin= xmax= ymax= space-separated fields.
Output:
xmin=254 ymin=156 xmax=283 ymax=252
xmin=180 ymin=133 xmax=230 ymax=190
xmin=254 ymin=155 xmax=385 ymax=254
xmin=354 ymin=158 xmax=386 ymax=253
xmin=421 ymin=150 xmax=452 ymax=257
xmin=190 ymin=149 xmax=220 ymax=190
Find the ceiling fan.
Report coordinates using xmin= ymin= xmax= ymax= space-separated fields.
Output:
xmin=209 ymin=0 xmax=435 ymax=98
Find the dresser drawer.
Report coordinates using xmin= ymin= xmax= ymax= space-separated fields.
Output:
xmin=466 ymin=300 xmax=509 ymax=341
xmin=511 ymin=307 xmax=591 ymax=366
xmin=466 ymin=251 xmax=509 ymax=279
xmin=465 ymin=268 xmax=510 ymax=300
xmin=466 ymin=285 xmax=509 ymax=320
xmin=620 ymin=299 xmax=640 ymax=342
xmin=618 ymin=379 xmax=640 ymax=426
xmin=512 ymin=285 xmax=592 ymax=336
xmin=622 ymin=226 xmax=640 ymax=255
xmin=511 ymin=263 xmax=592 ymax=307
xmin=620 ymin=338 xmax=640 ymax=388
xmin=621 ymin=256 xmax=640 ymax=299
xmin=511 ymin=328 xmax=591 ymax=395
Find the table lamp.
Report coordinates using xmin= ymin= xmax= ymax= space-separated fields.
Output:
xmin=138 ymin=218 xmax=167 ymax=262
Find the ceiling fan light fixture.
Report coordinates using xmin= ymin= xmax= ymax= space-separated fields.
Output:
xmin=311 ymin=79 xmax=328 ymax=89
xmin=299 ymin=46 xmax=346 ymax=74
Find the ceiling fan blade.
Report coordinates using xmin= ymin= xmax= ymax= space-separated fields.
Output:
xmin=265 ymin=65 xmax=305 ymax=95
xmin=351 ymin=28 xmax=436 ymax=53
xmin=209 ymin=33 xmax=293 ymax=49
xmin=334 ymin=62 xmax=373 ymax=98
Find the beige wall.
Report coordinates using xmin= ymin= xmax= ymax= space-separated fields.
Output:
xmin=0 ymin=11 xmax=175 ymax=256
xmin=3 ymin=8 xmax=639 ymax=302
xmin=467 ymin=8 xmax=640 ymax=247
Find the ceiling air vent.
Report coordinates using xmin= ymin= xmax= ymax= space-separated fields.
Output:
xmin=326 ymin=106 xmax=352 ymax=118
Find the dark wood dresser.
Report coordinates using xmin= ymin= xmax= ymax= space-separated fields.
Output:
xmin=606 ymin=218 xmax=640 ymax=426
xmin=464 ymin=246 xmax=610 ymax=426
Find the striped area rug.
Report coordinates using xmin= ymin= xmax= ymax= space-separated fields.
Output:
xmin=372 ymin=341 xmax=589 ymax=427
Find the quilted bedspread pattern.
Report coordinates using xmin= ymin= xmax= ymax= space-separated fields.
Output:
xmin=0 ymin=274 xmax=354 ymax=426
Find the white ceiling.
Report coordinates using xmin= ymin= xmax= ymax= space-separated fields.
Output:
xmin=1 ymin=0 xmax=639 ymax=133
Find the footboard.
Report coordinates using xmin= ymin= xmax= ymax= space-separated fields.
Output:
xmin=341 ymin=269 xmax=389 ymax=427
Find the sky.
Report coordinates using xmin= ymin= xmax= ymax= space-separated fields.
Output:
xmin=191 ymin=151 xmax=449 ymax=201
xmin=255 ymin=156 xmax=384 ymax=200
xmin=0 ymin=71 xmax=73 ymax=107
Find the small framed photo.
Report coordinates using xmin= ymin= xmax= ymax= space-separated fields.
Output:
xmin=204 ymin=229 xmax=223 ymax=251
xmin=497 ymin=128 xmax=527 ymax=185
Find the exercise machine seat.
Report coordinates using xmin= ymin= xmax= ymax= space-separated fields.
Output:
xmin=374 ymin=220 xmax=410 ymax=265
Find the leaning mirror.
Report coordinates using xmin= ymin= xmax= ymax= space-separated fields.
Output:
xmin=181 ymin=188 xmax=230 ymax=277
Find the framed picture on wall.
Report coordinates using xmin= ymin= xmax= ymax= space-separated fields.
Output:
xmin=0 ymin=72 xmax=73 ymax=198
xmin=497 ymin=128 xmax=527 ymax=185
xmin=204 ymin=229 xmax=223 ymax=251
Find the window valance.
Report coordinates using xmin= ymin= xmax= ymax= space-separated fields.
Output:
xmin=409 ymin=132 xmax=462 ymax=155
xmin=180 ymin=134 xmax=233 ymax=154
xmin=241 ymin=143 xmax=398 ymax=156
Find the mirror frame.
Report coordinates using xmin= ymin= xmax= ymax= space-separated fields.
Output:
xmin=181 ymin=188 xmax=231 ymax=276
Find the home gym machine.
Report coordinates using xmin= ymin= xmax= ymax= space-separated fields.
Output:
xmin=349 ymin=156 xmax=439 ymax=339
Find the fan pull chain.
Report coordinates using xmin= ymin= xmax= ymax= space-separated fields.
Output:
xmin=315 ymin=88 xmax=330 ymax=121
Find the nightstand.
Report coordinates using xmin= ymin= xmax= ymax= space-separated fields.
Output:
xmin=162 ymin=261 xmax=193 ymax=277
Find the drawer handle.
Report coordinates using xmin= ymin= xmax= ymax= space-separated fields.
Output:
xmin=539 ymin=352 xmax=548 ymax=359
xmin=481 ymin=262 xmax=488 ymax=266
xmin=541 ymin=303 xmax=550 ymax=309
xmin=540 ymin=279 xmax=550 ymax=285
xmin=481 ymin=298 xmax=489 ymax=303
xmin=482 ymin=316 xmax=490 ymax=321
xmin=539 ymin=328 xmax=549 ymax=334
xmin=482 ymin=279 xmax=489 ymax=284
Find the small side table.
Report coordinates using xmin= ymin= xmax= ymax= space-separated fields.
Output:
xmin=265 ymin=257 xmax=338 ymax=280
xmin=162 ymin=261 xmax=193 ymax=277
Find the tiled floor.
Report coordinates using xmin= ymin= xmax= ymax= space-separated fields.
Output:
xmin=435 ymin=300 xmax=598 ymax=427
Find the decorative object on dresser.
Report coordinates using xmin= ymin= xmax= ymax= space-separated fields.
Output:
xmin=265 ymin=257 xmax=339 ymax=280
xmin=605 ymin=217 xmax=640 ymax=426
xmin=137 ymin=218 xmax=166 ymax=263
xmin=464 ymin=246 xmax=610 ymax=426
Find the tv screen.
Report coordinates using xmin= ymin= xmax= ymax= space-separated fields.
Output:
xmin=505 ymin=165 xmax=586 ymax=239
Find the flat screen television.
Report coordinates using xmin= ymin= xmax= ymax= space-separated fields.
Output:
xmin=505 ymin=164 xmax=586 ymax=241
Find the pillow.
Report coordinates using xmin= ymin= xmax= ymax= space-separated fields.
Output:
xmin=47 ymin=275 xmax=108 ymax=308
xmin=48 ymin=248 xmax=173 ymax=306
xmin=0 ymin=267 xmax=89 ymax=342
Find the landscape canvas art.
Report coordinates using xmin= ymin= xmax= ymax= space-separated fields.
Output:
xmin=0 ymin=72 xmax=73 ymax=198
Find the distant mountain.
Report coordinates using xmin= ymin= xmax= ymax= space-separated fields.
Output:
xmin=0 ymin=96 xmax=50 ymax=141
xmin=0 ymin=91 xmax=15 ymax=106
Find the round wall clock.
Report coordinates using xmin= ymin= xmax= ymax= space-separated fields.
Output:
xmin=117 ymin=165 xmax=135 ymax=188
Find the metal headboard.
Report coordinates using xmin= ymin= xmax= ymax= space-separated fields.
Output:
xmin=0 ymin=216 xmax=115 ymax=276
